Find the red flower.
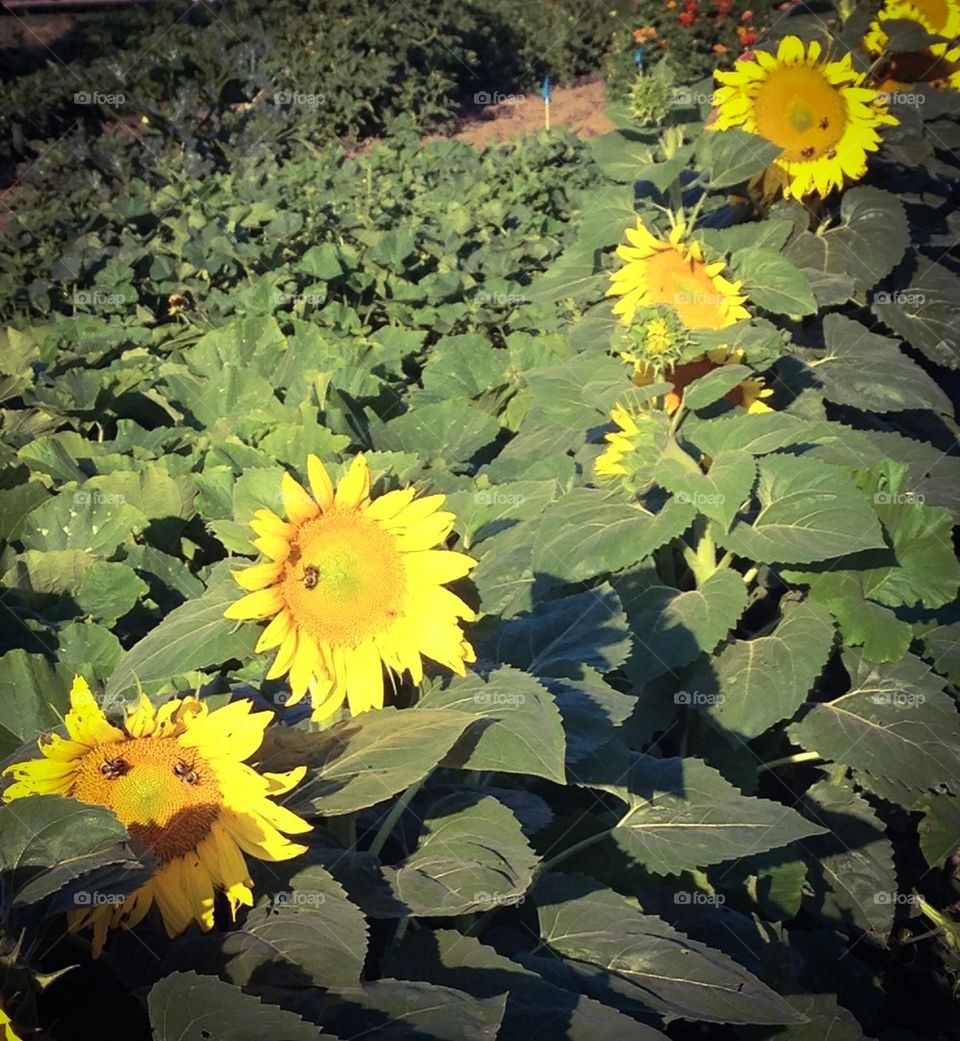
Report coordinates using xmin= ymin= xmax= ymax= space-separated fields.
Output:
xmin=683 ymin=0 xmax=698 ymax=10
xmin=678 ymin=10 xmax=696 ymax=24
xmin=741 ymin=8 xmax=754 ymax=20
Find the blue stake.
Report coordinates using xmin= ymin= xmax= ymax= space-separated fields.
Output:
xmin=542 ymin=74 xmax=552 ymax=130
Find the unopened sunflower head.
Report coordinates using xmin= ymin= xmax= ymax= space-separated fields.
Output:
xmin=864 ymin=0 xmax=960 ymax=92
xmin=225 ymin=455 xmax=477 ymax=722
xmin=709 ymin=36 xmax=898 ymax=199
xmin=607 ymin=218 xmax=750 ymax=330
xmin=2 ymin=676 xmax=310 ymax=957
xmin=620 ymin=304 xmax=696 ymax=381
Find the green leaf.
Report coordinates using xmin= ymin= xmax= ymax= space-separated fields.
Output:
xmin=535 ymin=874 xmax=806 ymax=1025
xmin=494 ymin=583 xmax=633 ymax=676
xmin=375 ymin=399 xmax=499 ymax=464
xmin=684 ymin=600 xmax=835 ymax=740
xmin=21 ymin=489 xmax=148 ymax=556
xmin=680 ymin=365 xmax=753 ymax=412
xmin=524 ymin=354 xmax=630 ymax=429
xmin=222 ymin=866 xmax=367 ymax=989
xmin=789 ymin=651 xmax=960 ymax=793
xmin=531 ymin=488 xmax=695 ymax=585
xmin=148 ymin=971 xmax=319 ymax=1041
xmin=729 ymin=248 xmax=817 ymax=316
xmin=420 ymin=667 xmax=566 ymax=783
xmin=717 ymin=454 xmax=886 ymax=564
xmin=686 ymin=411 xmax=811 ymax=457
xmin=598 ymin=757 xmax=826 ymax=874
xmin=873 ymin=257 xmax=960 ymax=368
xmin=655 ymin=448 xmax=756 ymax=530
xmin=277 ymin=707 xmax=475 ymax=816
xmin=383 ymin=793 xmax=538 ymax=916
xmin=620 ymin=568 xmax=749 ymax=685
xmin=105 ymin=566 xmax=259 ymax=699
xmin=0 ymin=650 xmax=69 ymax=758
xmin=918 ymin=794 xmax=960 ymax=867
xmin=75 ymin=562 xmax=149 ymax=623
xmin=800 ymin=780 xmax=897 ymax=944
xmin=697 ymin=129 xmax=782 ymax=189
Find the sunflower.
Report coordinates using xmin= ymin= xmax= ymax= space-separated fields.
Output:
xmin=864 ymin=0 xmax=960 ymax=92
xmin=629 ymin=347 xmax=774 ymax=415
xmin=595 ymin=405 xmax=644 ymax=478
xmin=710 ymin=36 xmax=898 ymax=199
xmin=225 ymin=455 xmax=476 ymax=722
xmin=0 ymin=1004 xmax=23 ymax=1041
xmin=2 ymin=677 xmax=310 ymax=956
xmin=607 ymin=219 xmax=750 ymax=329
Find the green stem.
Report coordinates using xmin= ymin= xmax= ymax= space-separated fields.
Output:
xmin=536 ymin=806 xmax=639 ymax=877
xmin=757 ymin=751 xmax=823 ymax=773
xmin=368 ymin=777 xmax=426 ymax=858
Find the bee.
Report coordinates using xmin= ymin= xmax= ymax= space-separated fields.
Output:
xmin=819 ymin=117 xmax=830 ymax=130
xmin=801 ymin=146 xmax=816 ymax=158
xmin=302 ymin=565 xmax=320 ymax=590
xmin=100 ymin=756 xmax=129 ymax=779
xmin=173 ymin=758 xmax=199 ymax=785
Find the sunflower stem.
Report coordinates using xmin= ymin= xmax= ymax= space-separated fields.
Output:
xmin=368 ymin=777 xmax=426 ymax=858
xmin=757 ymin=750 xmax=823 ymax=773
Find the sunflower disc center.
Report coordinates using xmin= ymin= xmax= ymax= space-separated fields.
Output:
xmin=282 ymin=509 xmax=406 ymax=646
xmin=645 ymin=250 xmax=732 ymax=330
xmin=753 ymin=66 xmax=847 ymax=161
xmin=72 ymin=737 xmax=221 ymax=862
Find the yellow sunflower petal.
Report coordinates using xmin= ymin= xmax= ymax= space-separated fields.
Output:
xmin=307 ymin=454 xmax=335 ymax=511
xmin=224 ymin=587 xmax=284 ymax=621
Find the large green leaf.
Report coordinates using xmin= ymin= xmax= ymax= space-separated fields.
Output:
xmin=148 ymin=970 xmax=319 ymax=1041
xmin=420 ymin=667 xmax=566 ymax=783
xmin=789 ymin=651 xmax=960 ymax=793
xmin=717 ymin=454 xmax=886 ymax=564
xmin=655 ymin=447 xmax=756 ymax=530
xmin=872 ymin=256 xmax=960 ymax=368
xmin=683 ymin=600 xmax=835 ymax=740
xmin=21 ymin=489 xmax=148 ymax=557
xmin=599 ymin=756 xmax=825 ymax=874
xmin=535 ymin=875 xmax=806 ymax=1025
xmin=729 ymin=248 xmax=817 ymax=316
xmin=0 ymin=650 xmax=69 ymax=758
xmin=697 ymin=129 xmax=782 ymax=189
xmin=383 ymin=793 xmax=538 ymax=916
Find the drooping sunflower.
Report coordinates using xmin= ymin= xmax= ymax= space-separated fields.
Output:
xmin=2 ymin=677 xmax=310 ymax=956
xmin=595 ymin=405 xmax=644 ymax=478
xmin=864 ymin=0 xmax=960 ymax=92
xmin=710 ymin=36 xmax=898 ymax=199
xmin=629 ymin=347 xmax=774 ymax=415
xmin=225 ymin=455 xmax=477 ymax=721
xmin=607 ymin=219 xmax=750 ymax=328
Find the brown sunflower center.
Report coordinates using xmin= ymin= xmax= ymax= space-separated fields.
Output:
xmin=72 ymin=737 xmax=221 ymax=862
xmin=880 ymin=49 xmax=960 ymax=87
xmin=753 ymin=65 xmax=848 ymax=161
xmin=643 ymin=251 xmax=733 ymax=329
xmin=280 ymin=508 xmax=406 ymax=646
